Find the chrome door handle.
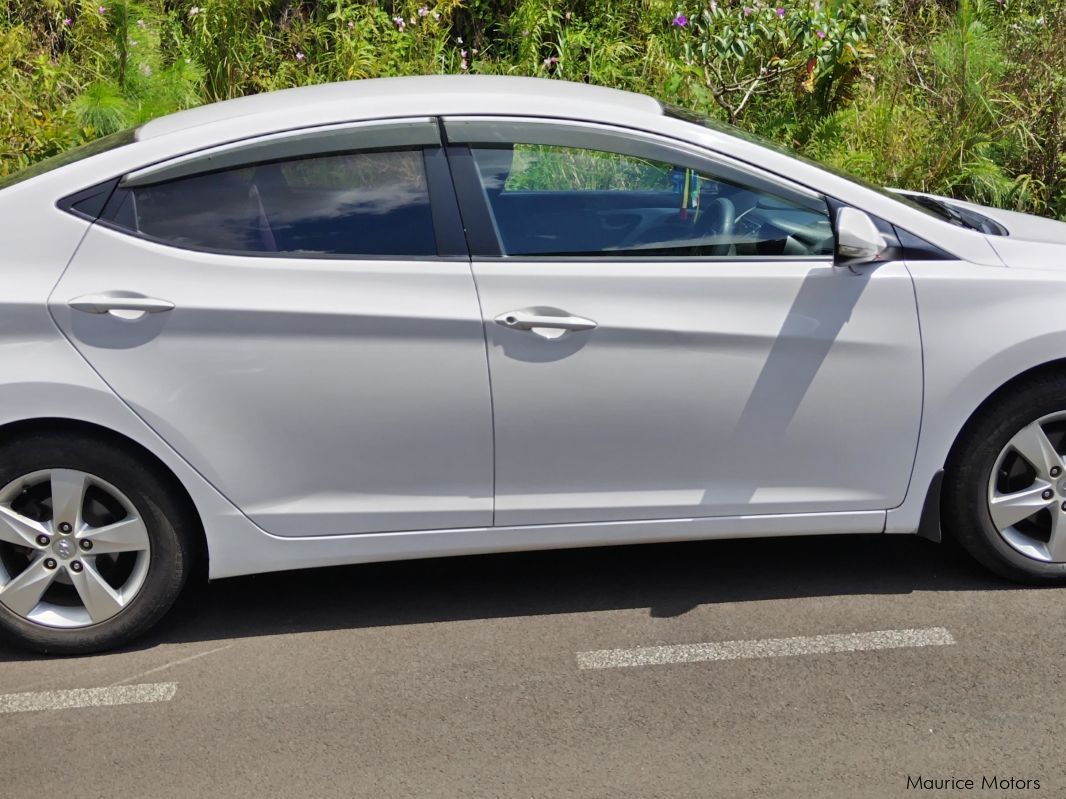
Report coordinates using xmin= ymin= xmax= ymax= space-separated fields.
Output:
xmin=494 ymin=309 xmax=597 ymax=340
xmin=68 ymin=294 xmax=175 ymax=315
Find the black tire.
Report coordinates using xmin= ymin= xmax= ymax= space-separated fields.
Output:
xmin=943 ymin=372 xmax=1066 ymax=584
xmin=0 ymin=431 xmax=195 ymax=654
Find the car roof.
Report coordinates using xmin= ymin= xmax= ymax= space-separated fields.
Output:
xmin=137 ymin=75 xmax=664 ymax=141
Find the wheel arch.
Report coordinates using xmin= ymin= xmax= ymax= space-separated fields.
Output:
xmin=946 ymin=358 xmax=1066 ymax=468
xmin=0 ymin=416 xmax=208 ymax=569
xmin=921 ymin=357 xmax=1066 ymax=543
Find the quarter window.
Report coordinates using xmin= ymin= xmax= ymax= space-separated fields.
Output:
xmin=469 ymin=143 xmax=834 ymax=258
xmin=108 ymin=148 xmax=437 ymax=257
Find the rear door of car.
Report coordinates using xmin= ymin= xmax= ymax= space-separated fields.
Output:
xmin=443 ymin=116 xmax=923 ymax=527
xmin=49 ymin=118 xmax=495 ymax=537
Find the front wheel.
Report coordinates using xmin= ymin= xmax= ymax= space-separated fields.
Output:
xmin=943 ymin=374 xmax=1066 ymax=583
xmin=0 ymin=432 xmax=194 ymax=654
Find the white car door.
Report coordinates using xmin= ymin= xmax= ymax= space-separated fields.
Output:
xmin=445 ymin=118 xmax=923 ymax=526
xmin=48 ymin=119 xmax=494 ymax=537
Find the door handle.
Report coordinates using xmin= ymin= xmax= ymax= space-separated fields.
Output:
xmin=68 ymin=294 xmax=175 ymax=315
xmin=494 ymin=309 xmax=597 ymax=339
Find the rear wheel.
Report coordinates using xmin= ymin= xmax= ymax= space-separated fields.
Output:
xmin=944 ymin=374 xmax=1066 ymax=583
xmin=0 ymin=433 xmax=194 ymax=654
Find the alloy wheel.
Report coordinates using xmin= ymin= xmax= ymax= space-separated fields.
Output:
xmin=987 ymin=412 xmax=1066 ymax=563
xmin=0 ymin=469 xmax=151 ymax=628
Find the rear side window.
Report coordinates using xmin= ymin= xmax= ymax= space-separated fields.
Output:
xmin=105 ymin=148 xmax=436 ymax=257
xmin=469 ymin=143 xmax=833 ymax=258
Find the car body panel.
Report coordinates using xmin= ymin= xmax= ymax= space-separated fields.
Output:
xmin=2 ymin=76 xmax=1066 ymax=582
xmin=48 ymin=224 xmax=495 ymax=537
xmin=886 ymin=257 xmax=1066 ymax=533
xmin=472 ymin=258 xmax=923 ymax=525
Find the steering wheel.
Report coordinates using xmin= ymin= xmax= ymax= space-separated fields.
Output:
xmin=697 ymin=197 xmax=736 ymax=256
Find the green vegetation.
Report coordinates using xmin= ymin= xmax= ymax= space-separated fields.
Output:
xmin=1 ymin=0 xmax=1062 ymax=218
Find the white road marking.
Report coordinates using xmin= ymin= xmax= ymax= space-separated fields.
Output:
xmin=110 ymin=643 xmax=234 ymax=686
xmin=0 ymin=682 xmax=177 ymax=714
xmin=576 ymin=627 xmax=956 ymax=670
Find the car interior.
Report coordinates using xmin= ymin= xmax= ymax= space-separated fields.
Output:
xmin=470 ymin=144 xmax=836 ymax=258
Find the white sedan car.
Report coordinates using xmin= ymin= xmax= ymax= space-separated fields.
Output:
xmin=1 ymin=76 xmax=1065 ymax=654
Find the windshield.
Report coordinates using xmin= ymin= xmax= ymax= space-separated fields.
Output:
xmin=663 ymin=104 xmax=955 ymax=224
xmin=0 ymin=128 xmax=137 ymax=191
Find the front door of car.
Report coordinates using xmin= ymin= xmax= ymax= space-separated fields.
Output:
xmin=444 ymin=118 xmax=923 ymax=526
xmin=48 ymin=119 xmax=494 ymax=537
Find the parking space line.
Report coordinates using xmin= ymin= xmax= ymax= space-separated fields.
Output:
xmin=576 ymin=627 xmax=955 ymax=670
xmin=0 ymin=682 xmax=177 ymax=714
xmin=110 ymin=643 xmax=233 ymax=686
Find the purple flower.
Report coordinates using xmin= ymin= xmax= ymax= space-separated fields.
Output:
xmin=98 ymin=5 xmax=106 ymax=13
xmin=460 ymin=57 xmax=468 ymax=71
xmin=672 ymin=13 xmax=688 ymax=26
xmin=63 ymin=17 xmax=73 ymax=26
xmin=393 ymin=16 xmax=405 ymax=31
xmin=709 ymin=0 xmax=718 ymax=11
xmin=460 ymin=49 xmax=468 ymax=58
xmin=815 ymin=28 xmax=826 ymax=38
xmin=543 ymin=56 xmax=558 ymax=67
xmin=565 ymin=11 xmax=572 ymax=20
xmin=775 ymin=6 xmax=785 ymax=17
xmin=418 ymin=6 xmax=429 ymax=17
xmin=743 ymin=6 xmax=753 ymax=15
xmin=295 ymin=51 xmax=305 ymax=61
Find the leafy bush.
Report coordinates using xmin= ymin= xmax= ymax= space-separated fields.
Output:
xmin=0 ymin=0 xmax=1062 ymax=219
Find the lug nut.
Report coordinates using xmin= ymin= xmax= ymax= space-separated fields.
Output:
xmin=35 ymin=534 xmax=50 ymax=547
xmin=1061 ymin=501 xmax=1066 ymax=511
xmin=58 ymin=522 xmax=72 ymax=534
xmin=1052 ymin=466 xmax=1063 ymax=478
xmin=1042 ymin=489 xmax=1054 ymax=500
xmin=69 ymin=561 xmax=83 ymax=573
xmin=43 ymin=558 xmax=57 ymax=570
xmin=79 ymin=539 xmax=93 ymax=551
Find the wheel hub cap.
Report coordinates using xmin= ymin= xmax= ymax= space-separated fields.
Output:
xmin=52 ymin=538 xmax=75 ymax=560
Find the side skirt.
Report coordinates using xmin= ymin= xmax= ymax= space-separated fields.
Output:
xmin=207 ymin=509 xmax=887 ymax=580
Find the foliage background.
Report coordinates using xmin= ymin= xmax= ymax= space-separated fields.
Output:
xmin=1 ymin=0 xmax=1062 ymax=218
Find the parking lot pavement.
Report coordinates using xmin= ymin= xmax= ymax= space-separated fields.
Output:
xmin=2 ymin=533 xmax=1064 ymax=798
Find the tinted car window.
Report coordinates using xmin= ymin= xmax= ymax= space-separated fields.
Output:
xmin=111 ymin=148 xmax=436 ymax=257
xmin=470 ymin=143 xmax=833 ymax=258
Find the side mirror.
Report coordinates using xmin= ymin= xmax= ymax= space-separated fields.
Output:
xmin=834 ymin=207 xmax=887 ymax=267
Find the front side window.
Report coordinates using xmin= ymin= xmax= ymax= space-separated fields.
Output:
xmin=469 ymin=143 xmax=834 ymax=258
xmin=107 ymin=148 xmax=436 ymax=257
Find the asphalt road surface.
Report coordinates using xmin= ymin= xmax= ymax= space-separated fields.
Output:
xmin=2 ymin=534 xmax=1064 ymax=798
